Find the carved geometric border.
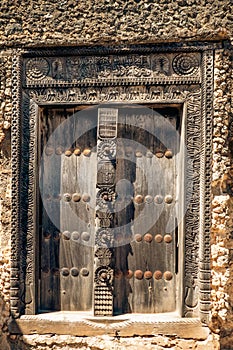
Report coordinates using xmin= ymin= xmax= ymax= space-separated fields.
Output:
xmin=11 ymin=51 xmax=23 ymax=319
xmin=10 ymin=45 xmax=214 ymax=324
xmin=199 ymin=50 xmax=214 ymax=323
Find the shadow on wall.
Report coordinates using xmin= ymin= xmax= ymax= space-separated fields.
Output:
xmin=0 ymin=295 xmax=30 ymax=350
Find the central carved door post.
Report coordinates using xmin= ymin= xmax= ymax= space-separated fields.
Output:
xmin=94 ymin=108 xmax=118 ymax=316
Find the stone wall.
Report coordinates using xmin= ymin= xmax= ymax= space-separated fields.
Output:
xmin=0 ymin=1 xmax=233 ymax=349
xmin=0 ymin=252 xmax=10 ymax=350
xmin=5 ymin=333 xmax=222 ymax=350
xmin=0 ymin=0 xmax=232 ymax=47
xmin=210 ymin=48 xmax=233 ymax=349
xmin=0 ymin=52 xmax=12 ymax=248
xmin=0 ymin=50 xmax=12 ymax=350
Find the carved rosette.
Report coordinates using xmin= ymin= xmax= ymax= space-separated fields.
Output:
xmin=97 ymin=140 xmax=117 ymax=160
xmin=95 ymin=228 xmax=114 ymax=247
xmin=94 ymin=108 xmax=118 ymax=316
xmin=172 ymin=54 xmax=199 ymax=76
xmin=25 ymin=58 xmax=49 ymax=80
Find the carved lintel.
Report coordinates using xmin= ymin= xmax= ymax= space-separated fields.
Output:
xmin=27 ymin=85 xmax=199 ymax=104
xmin=23 ymin=53 xmax=201 ymax=88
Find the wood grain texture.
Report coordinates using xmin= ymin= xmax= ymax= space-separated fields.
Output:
xmin=115 ymin=107 xmax=180 ymax=314
xmin=39 ymin=105 xmax=181 ymax=315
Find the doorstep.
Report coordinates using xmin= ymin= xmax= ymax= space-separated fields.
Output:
xmin=9 ymin=311 xmax=209 ymax=339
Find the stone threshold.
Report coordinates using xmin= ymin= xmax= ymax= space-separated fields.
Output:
xmin=9 ymin=312 xmax=209 ymax=339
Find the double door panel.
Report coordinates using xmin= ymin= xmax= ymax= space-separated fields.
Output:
xmin=39 ymin=105 xmax=180 ymax=314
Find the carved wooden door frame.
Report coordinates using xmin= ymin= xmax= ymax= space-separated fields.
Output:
xmin=10 ymin=43 xmax=216 ymax=323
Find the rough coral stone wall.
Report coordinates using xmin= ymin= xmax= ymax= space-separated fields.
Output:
xmin=0 ymin=52 xmax=12 ymax=245
xmin=4 ymin=333 xmax=221 ymax=350
xmin=0 ymin=50 xmax=12 ymax=350
xmin=210 ymin=49 xmax=233 ymax=349
xmin=0 ymin=0 xmax=232 ymax=47
xmin=0 ymin=250 xmax=11 ymax=350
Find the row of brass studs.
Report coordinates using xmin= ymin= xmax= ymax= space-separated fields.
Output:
xmin=116 ymin=149 xmax=173 ymax=158
xmin=45 ymin=147 xmax=173 ymax=159
xmin=134 ymin=194 xmax=173 ymax=204
xmin=41 ymin=267 xmax=173 ymax=279
xmin=43 ymin=231 xmax=172 ymax=244
xmin=134 ymin=233 xmax=172 ymax=243
xmin=41 ymin=267 xmax=89 ymax=276
xmin=63 ymin=192 xmax=90 ymax=202
xmin=62 ymin=231 xmax=91 ymax=241
xmin=60 ymin=267 xmax=89 ymax=277
xmin=61 ymin=193 xmax=173 ymax=204
xmin=43 ymin=231 xmax=91 ymax=242
xmin=125 ymin=149 xmax=173 ymax=159
xmin=45 ymin=146 xmax=92 ymax=157
xmin=115 ymin=269 xmax=173 ymax=281
xmin=44 ymin=193 xmax=91 ymax=202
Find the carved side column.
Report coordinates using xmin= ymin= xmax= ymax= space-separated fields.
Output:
xmin=199 ymin=50 xmax=214 ymax=323
xmin=11 ymin=51 xmax=22 ymax=318
xmin=94 ymin=108 xmax=118 ymax=316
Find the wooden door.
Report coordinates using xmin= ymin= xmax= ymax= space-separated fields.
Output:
xmin=39 ymin=106 xmax=97 ymax=312
xmin=114 ymin=106 xmax=180 ymax=314
xmin=39 ymin=105 xmax=180 ymax=314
